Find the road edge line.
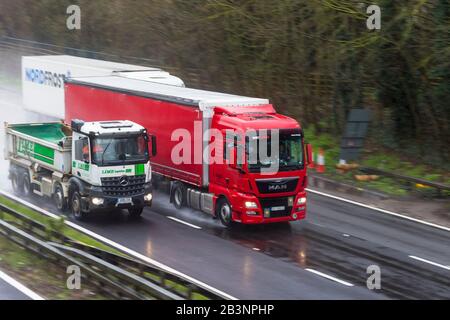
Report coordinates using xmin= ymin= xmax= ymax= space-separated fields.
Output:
xmin=0 ymin=269 xmax=45 ymax=300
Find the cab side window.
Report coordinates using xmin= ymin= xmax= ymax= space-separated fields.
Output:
xmin=75 ymin=136 xmax=90 ymax=162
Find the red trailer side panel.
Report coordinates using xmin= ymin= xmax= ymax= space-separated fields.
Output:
xmin=64 ymin=83 xmax=204 ymax=186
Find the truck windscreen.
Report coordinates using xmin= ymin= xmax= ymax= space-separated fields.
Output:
xmin=92 ymin=134 xmax=149 ymax=166
xmin=246 ymin=129 xmax=304 ymax=173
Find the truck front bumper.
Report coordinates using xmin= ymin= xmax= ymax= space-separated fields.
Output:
xmin=81 ymin=183 xmax=153 ymax=212
xmin=237 ymin=211 xmax=306 ymax=224
xmin=232 ymin=192 xmax=307 ymax=224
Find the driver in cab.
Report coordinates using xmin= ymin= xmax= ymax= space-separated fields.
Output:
xmin=83 ymin=142 xmax=104 ymax=162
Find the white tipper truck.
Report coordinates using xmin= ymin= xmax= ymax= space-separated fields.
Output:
xmin=22 ymin=55 xmax=185 ymax=119
xmin=4 ymin=120 xmax=155 ymax=220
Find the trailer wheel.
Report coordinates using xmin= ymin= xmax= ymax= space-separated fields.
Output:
xmin=11 ymin=173 xmax=23 ymax=195
xmin=71 ymin=191 xmax=85 ymax=221
xmin=128 ymin=207 xmax=144 ymax=218
xmin=53 ymin=184 xmax=67 ymax=212
xmin=217 ymin=198 xmax=234 ymax=227
xmin=22 ymin=173 xmax=32 ymax=197
xmin=172 ymin=183 xmax=186 ymax=209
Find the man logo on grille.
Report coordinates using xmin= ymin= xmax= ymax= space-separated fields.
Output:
xmin=268 ymin=184 xmax=288 ymax=191
xmin=119 ymin=176 xmax=129 ymax=187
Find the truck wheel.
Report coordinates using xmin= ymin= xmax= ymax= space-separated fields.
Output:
xmin=53 ymin=184 xmax=67 ymax=212
xmin=22 ymin=173 xmax=32 ymax=197
xmin=217 ymin=198 xmax=234 ymax=227
xmin=71 ymin=191 xmax=85 ymax=221
xmin=128 ymin=207 xmax=144 ymax=218
xmin=172 ymin=183 xmax=186 ymax=209
xmin=11 ymin=174 xmax=23 ymax=195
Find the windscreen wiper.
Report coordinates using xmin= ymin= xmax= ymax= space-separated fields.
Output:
xmin=101 ymin=139 xmax=113 ymax=166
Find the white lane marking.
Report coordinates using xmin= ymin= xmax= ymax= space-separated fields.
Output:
xmin=0 ymin=190 xmax=237 ymax=300
xmin=306 ymin=188 xmax=450 ymax=233
xmin=409 ymin=256 xmax=450 ymax=271
xmin=305 ymin=268 xmax=354 ymax=287
xmin=167 ymin=216 xmax=202 ymax=230
xmin=0 ymin=269 xmax=45 ymax=300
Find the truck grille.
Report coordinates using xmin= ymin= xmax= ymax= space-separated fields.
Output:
xmin=256 ymin=177 xmax=298 ymax=194
xmin=259 ymin=197 xmax=293 ymax=218
xmin=101 ymin=175 xmax=146 ymax=197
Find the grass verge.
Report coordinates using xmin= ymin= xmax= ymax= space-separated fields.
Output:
xmin=304 ymin=126 xmax=450 ymax=198
xmin=0 ymin=235 xmax=109 ymax=300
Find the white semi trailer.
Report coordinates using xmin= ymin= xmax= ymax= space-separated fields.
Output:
xmin=5 ymin=120 xmax=155 ymax=220
xmin=22 ymin=55 xmax=185 ymax=119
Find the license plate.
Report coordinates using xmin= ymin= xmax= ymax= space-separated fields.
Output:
xmin=271 ymin=206 xmax=285 ymax=212
xmin=117 ymin=197 xmax=132 ymax=205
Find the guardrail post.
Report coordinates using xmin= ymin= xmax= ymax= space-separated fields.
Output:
xmin=137 ymin=264 xmax=144 ymax=276
xmin=186 ymin=284 xmax=195 ymax=300
xmin=158 ymin=270 xmax=166 ymax=287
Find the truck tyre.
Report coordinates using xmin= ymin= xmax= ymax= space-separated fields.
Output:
xmin=11 ymin=173 xmax=23 ymax=195
xmin=172 ymin=183 xmax=186 ymax=209
xmin=128 ymin=207 xmax=144 ymax=218
xmin=71 ymin=191 xmax=85 ymax=221
xmin=22 ymin=173 xmax=32 ymax=197
xmin=53 ymin=184 xmax=67 ymax=212
xmin=217 ymin=198 xmax=234 ymax=227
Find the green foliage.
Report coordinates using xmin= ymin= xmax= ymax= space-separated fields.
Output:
xmin=304 ymin=125 xmax=340 ymax=171
xmin=305 ymin=126 xmax=450 ymax=197
xmin=45 ymin=216 xmax=66 ymax=241
xmin=0 ymin=0 xmax=448 ymax=162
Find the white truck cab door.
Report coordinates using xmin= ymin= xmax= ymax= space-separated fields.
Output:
xmin=72 ymin=132 xmax=92 ymax=183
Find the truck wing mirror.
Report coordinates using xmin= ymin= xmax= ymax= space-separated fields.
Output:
xmin=150 ymin=134 xmax=157 ymax=157
xmin=306 ymin=143 xmax=313 ymax=165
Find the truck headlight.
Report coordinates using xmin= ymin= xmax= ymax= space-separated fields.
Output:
xmin=297 ymin=197 xmax=307 ymax=205
xmin=92 ymin=197 xmax=104 ymax=206
xmin=245 ymin=201 xmax=258 ymax=209
xmin=144 ymin=193 xmax=153 ymax=202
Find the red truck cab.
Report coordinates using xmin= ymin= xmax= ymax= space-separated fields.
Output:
xmin=209 ymin=105 xmax=308 ymax=225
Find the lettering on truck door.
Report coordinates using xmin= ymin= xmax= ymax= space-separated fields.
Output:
xmin=72 ymin=134 xmax=91 ymax=182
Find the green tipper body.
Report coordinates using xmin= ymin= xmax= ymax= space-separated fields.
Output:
xmin=11 ymin=123 xmax=68 ymax=144
xmin=6 ymin=122 xmax=73 ymax=174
